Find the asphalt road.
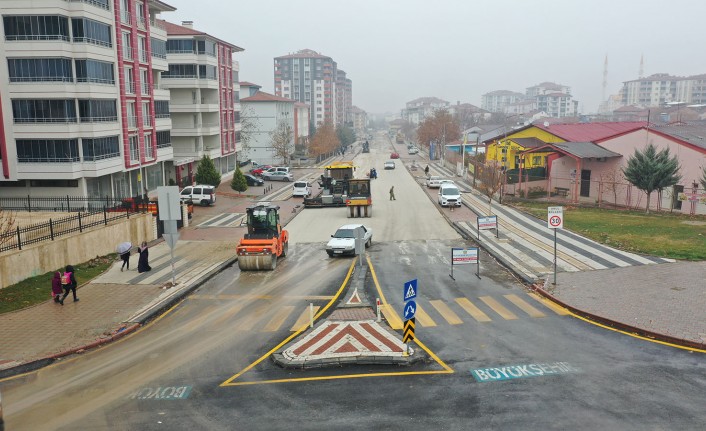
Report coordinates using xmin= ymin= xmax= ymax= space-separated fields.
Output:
xmin=2 ymin=132 xmax=705 ymax=430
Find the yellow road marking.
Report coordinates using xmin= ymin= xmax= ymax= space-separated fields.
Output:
xmin=263 ymin=306 xmax=295 ymax=332
xmin=291 ymin=306 xmax=321 ymax=331
xmin=381 ymin=304 xmax=403 ymax=330
xmin=479 ymin=296 xmax=518 ymax=320
xmin=504 ymin=294 xmax=546 ymax=318
xmin=415 ymin=305 xmax=437 ymax=327
xmin=212 ymin=303 xmax=245 ymax=327
xmin=429 ymin=300 xmax=463 ymax=325
xmin=527 ymin=291 xmax=570 ymax=315
xmin=221 ymin=259 xmax=356 ymax=386
xmin=455 ymin=298 xmax=491 ymax=322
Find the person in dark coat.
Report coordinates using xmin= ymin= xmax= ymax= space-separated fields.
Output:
xmin=120 ymin=249 xmax=130 ymax=271
xmin=51 ymin=271 xmax=63 ymax=305
xmin=138 ymin=241 xmax=151 ymax=273
xmin=60 ymin=264 xmax=79 ymax=303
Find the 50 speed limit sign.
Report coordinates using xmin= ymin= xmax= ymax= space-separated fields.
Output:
xmin=547 ymin=206 xmax=563 ymax=229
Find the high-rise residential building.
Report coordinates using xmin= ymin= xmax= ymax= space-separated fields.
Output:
xmin=274 ymin=49 xmax=341 ymax=128
xmin=335 ymin=69 xmax=352 ymax=126
xmin=525 ymin=82 xmax=578 ymax=118
xmin=621 ymin=73 xmax=706 ymax=107
xmin=481 ymin=90 xmax=525 ymax=113
xmin=401 ymin=97 xmax=450 ymax=125
xmin=160 ymin=20 xmax=242 ymax=187
xmin=350 ymin=106 xmax=367 ymax=136
xmin=0 ymin=0 xmax=176 ymax=198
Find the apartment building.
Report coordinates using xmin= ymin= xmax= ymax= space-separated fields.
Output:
xmin=335 ymin=69 xmax=352 ymax=126
xmin=0 ymin=0 xmax=176 ymax=198
xmin=160 ymin=20 xmax=242 ymax=187
xmin=240 ymin=83 xmax=295 ymax=166
xmin=274 ymin=49 xmax=338 ymax=128
xmin=480 ymin=90 xmax=525 ymax=113
xmin=350 ymin=106 xmax=367 ymax=136
xmin=621 ymin=73 xmax=706 ymax=107
xmin=402 ymin=97 xmax=450 ymax=125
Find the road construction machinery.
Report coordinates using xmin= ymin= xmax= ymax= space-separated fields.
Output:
xmin=303 ymin=161 xmax=372 ymax=217
xmin=346 ymin=178 xmax=372 ymax=217
xmin=236 ymin=204 xmax=289 ymax=270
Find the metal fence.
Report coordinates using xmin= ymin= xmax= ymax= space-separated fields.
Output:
xmin=0 ymin=209 xmax=137 ymax=253
xmin=0 ymin=195 xmax=145 ymax=213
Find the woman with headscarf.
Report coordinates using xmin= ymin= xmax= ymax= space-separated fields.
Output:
xmin=138 ymin=241 xmax=151 ymax=273
xmin=60 ymin=264 xmax=79 ymax=303
xmin=51 ymin=271 xmax=63 ymax=305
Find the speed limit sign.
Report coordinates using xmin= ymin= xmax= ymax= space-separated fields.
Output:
xmin=547 ymin=206 xmax=563 ymax=229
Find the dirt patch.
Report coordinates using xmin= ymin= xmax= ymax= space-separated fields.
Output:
xmin=681 ymin=220 xmax=706 ymax=226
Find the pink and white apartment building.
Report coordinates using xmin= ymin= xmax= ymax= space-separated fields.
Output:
xmin=0 ymin=0 xmax=178 ymax=198
xmin=160 ymin=20 xmax=242 ymax=188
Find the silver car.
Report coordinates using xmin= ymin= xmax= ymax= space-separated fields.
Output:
xmin=263 ymin=171 xmax=293 ymax=182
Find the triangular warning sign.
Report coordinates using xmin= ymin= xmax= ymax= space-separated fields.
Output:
xmin=346 ymin=288 xmax=362 ymax=305
xmin=404 ymin=284 xmax=416 ymax=300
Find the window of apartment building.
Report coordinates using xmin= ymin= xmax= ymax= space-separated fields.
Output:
xmin=233 ymin=111 xmax=240 ymax=123
xmin=316 ymin=107 xmax=322 ymax=111
xmin=156 ymin=130 xmax=171 ymax=148
xmin=82 ymin=135 xmax=120 ymax=161
xmin=138 ymin=36 xmax=147 ymax=63
xmin=232 ymin=70 xmax=238 ymax=83
xmin=85 ymin=0 xmax=110 ymax=9
xmin=3 ymin=15 xmax=70 ymax=41
xmin=234 ymin=131 xmax=241 ymax=143
xmin=122 ymin=32 xmax=132 ymax=59
xmin=128 ymin=135 xmax=139 ymax=161
xmin=142 ymin=102 xmax=151 ymax=127
xmin=72 ymin=18 xmax=112 ymax=47
xmin=140 ymin=69 xmax=150 ymax=95
xmin=120 ymin=0 xmax=131 ymax=23
xmin=316 ymin=114 xmax=322 ymax=119
xmin=154 ymin=100 xmax=170 ymax=118
xmin=166 ymin=39 xmax=194 ymax=54
xmin=78 ymin=99 xmax=117 ymax=122
xmin=151 ymin=37 xmax=166 ymax=59
xmin=234 ymin=90 xmax=239 ymax=102
xmin=198 ymin=65 xmax=217 ymax=80
xmin=165 ymin=63 xmax=197 ymax=78
xmin=16 ymin=138 xmax=79 ymax=162
xmin=144 ymin=133 xmax=153 ymax=159
xmin=124 ymin=66 xmax=134 ymax=93
xmin=197 ymin=39 xmax=216 ymax=57
xmin=305 ymin=92 xmax=310 ymax=101
xmin=75 ymin=59 xmax=114 ymax=84
xmin=12 ymin=99 xmax=77 ymax=123
xmin=136 ymin=2 xmax=146 ymax=28
xmin=7 ymin=58 xmax=73 ymax=83
xmin=127 ymin=102 xmax=137 ymax=128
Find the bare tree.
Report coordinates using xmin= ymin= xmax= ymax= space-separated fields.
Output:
xmin=270 ymin=119 xmax=294 ymax=165
xmin=308 ymin=119 xmax=339 ymax=161
xmin=238 ymin=106 xmax=260 ymax=161
xmin=0 ymin=207 xmax=16 ymax=251
xmin=599 ymin=166 xmax=624 ymax=208
xmin=416 ymin=109 xmax=460 ymax=160
xmin=476 ymin=161 xmax=505 ymax=214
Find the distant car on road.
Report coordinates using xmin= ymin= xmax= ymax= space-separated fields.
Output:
xmin=326 ymin=224 xmax=373 ymax=257
xmin=438 ymin=183 xmax=462 ymax=207
xmin=263 ymin=171 xmax=293 ymax=182
xmin=426 ymin=175 xmax=444 ymax=188
xmin=390 ymin=152 xmax=400 ymax=159
xmin=180 ymin=185 xmax=216 ymax=206
xmin=408 ymin=147 xmax=419 ymax=155
xmin=384 ymin=160 xmax=395 ymax=170
xmin=244 ymin=174 xmax=264 ymax=186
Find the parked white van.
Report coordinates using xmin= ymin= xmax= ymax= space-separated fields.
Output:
xmin=438 ymin=183 xmax=462 ymax=207
xmin=292 ymin=181 xmax=312 ymax=197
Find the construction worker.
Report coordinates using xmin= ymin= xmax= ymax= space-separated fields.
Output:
xmin=389 ymin=186 xmax=396 ymax=201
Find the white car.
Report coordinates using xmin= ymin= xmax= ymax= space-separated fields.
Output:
xmin=179 ymin=185 xmax=216 ymax=206
xmin=384 ymin=160 xmax=395 ymax=170
xmin=438 ymin=183 xmax=462 ymax=207
xmin=292 ymin=181 xmax=312 ymax=197
xmin=426 ymin=176 xmax=443 ymax=188
xmin=263 ymin=171 xmax=293 ymax=182
xmin=408 ymin=147 xmax=419 ymax=155
xmin=326 ymin=224 xmax=373 ymax=257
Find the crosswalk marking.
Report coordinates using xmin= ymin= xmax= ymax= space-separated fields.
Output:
xmin=429 ymin=300 xmax=463 ymax=325
xmin=181 ymin=306 xmax=219 ymax=332
xmin=212 ymin=304 xmax=245 ymax=327
xmin=455 ymin=298 xmax=492 ymax=322
xmin=264 ymin=306 xmax=295 ymax=332
xmin=480 ymin=296 xmax=518 ymax=320
xmin=234 ymin=303 xmax=270 ymax=331
xmin=381 ymin=304 xmax=403 ymax=330
xmin=527 ymin=292 xmax=570 ymax=315
xmin=291 ymin=306 xmax=321 ymax=331
xmin=197 ymin=212 xmax=244 ymax=228
xmin=414 ymin=305 xmax=437 ymax=327
xmin=504 ymin=294 xmax=546 ymax=318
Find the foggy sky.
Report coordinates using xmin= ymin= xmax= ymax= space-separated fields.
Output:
xmin=164 ymin=0 xmax=706 ymax=115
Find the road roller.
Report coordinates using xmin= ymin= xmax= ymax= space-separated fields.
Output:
xmin=236 ymin=204 xmax=289 ymax=271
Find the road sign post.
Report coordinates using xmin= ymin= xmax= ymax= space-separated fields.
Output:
xmin=403 ymin=279 xmax=418 ymax=355
xmin=450 ymin=247 xmax=480 ymax=280
xmin=547 ymin=206 xmax=564 ymax=285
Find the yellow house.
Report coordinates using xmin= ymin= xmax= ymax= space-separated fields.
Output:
xmin=486 ymin=126 xmax=565 ymax=170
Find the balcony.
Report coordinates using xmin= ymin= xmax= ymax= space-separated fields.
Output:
xmin=169 ymin=100 xmax=219 ymax=113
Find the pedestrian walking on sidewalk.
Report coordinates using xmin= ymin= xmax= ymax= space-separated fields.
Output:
xmin=120 ymin=250 xmax=130 ymax=271
xmin=138 ymin=241 xmax=151 ymax=273
xmin=424 ymin=165 xmax=429 ymax=176
xmin=389 ymin=186 xmax=396 ymax=200
xmin=51 ymin=271 xmax=63 ymax=305
xmin=60 ymin=264 xmax=79 ymax=303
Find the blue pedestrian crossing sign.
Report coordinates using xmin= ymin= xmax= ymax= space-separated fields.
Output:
xmin=403 ymin=279 xmax=418 ymax=302
xmin=403 ymin=300 xmax=417 ymax=320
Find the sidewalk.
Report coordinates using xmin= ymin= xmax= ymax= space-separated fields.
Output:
xmin=1 ymin=154 xmax=704 ymax=378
